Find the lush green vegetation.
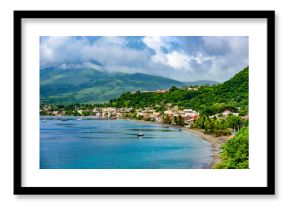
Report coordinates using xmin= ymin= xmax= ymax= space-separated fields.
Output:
xmin=214 ymin=126 xmax=249 ymax=169
xmin=40 ymin=67 xmax=217 ymax=104
xmin=191 ymin=114 xmax=248 ymax=137
xmin=109 ymin=67 xmax=249 ymax=115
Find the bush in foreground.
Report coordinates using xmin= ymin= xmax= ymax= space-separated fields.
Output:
xmin=214 ymin=126 xmax=249 ymax=169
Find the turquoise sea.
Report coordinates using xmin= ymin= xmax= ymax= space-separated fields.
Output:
xmin=40 ymin=117 xmax=212 ymax=169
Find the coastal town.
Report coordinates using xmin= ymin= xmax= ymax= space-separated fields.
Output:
xmin=41 ymin=103 xmax=200 ymax=124
xmin=40 ymin=102 xmax=246 ymax=130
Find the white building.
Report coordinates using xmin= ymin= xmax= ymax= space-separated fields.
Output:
xmin=183 ymin=109 xmax=198 ymax=118
xmin=95 ymin=112 xmax=102 ymax=118
xmin=222 ymin=110 xmax=239 ymax=117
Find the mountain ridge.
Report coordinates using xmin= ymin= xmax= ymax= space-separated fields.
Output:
xmin=40 ymin=67 xmax=218 ymax=104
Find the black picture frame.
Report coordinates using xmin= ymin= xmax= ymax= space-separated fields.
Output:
xmin=14 ymin=10 xmax=275 ymax=195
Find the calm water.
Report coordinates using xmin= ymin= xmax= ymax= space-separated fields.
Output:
xmin=40 ymin=117 xmax=212 ymax=169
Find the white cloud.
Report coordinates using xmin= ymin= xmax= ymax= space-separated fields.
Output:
xmin=40 ymin=36 xmax=150 ymax=70
xmin=95 ymin=36 xmax=128 ymax=47
xmin=192 ymin=52 xmax=215 ymax=65
xmin=40 ymin=36 xmax=88 ymax=67
xmin=166 ymin=51 xmax=192 ymax=70
xmin=40 ymin=36 xmax=248 ymax=82
xmin=143 ymin=36 xmax=193 ymax=71
xmin=143 ymin=36 xmax=169 ymax=66
xmin=143 ymin=36 xmax=171 ymax=51
xmin=197 ymin=36 xmax=249 ymax=81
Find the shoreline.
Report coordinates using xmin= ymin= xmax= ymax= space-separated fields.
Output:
xmin=122 ymin=118 xmax=227 ymax=168
xmin=40 ymin=116 xmax=227 ymax=168
xmin=184 ymin=128 xmax=228 ymax=168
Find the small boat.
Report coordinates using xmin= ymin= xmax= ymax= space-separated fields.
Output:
xmin=137 ymin=133 xmax=144 ymax=138
xmin=60 ymin=119 xmax=68 ymax=121
xmin=77 ymin=118 xmax=82 ymax=121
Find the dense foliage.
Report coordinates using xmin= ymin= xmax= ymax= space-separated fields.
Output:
xmin=214 ymin=126 xmax=249 ymax=169
xmin=109 ymin=67 xmax=249 ymax=115
xmin=191 ymin=114 xmax=248 ymax=137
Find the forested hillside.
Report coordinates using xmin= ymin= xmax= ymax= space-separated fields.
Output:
xmin=109 ymin=67 xmax=249 ymax=115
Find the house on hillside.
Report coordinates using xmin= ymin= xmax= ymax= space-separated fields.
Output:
xmin=222 ymin=110 xmax=239 ymax=117
xmin=241 ymin=114 xmax=249 ymax=120
xmin=187 ymin=87 xmax=199 ymax=91
xmin=156 ymin=89 xmax=168 ymax=94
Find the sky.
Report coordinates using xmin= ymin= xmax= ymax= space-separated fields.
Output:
xmin=40 ymin=36 xmax=248 ymax=82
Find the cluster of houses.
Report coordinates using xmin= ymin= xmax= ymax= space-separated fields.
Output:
xmin=210 ymin=110 xmax=239 ymax=119
xmin=40 ymin=104 xmax=246 ymax=127
xmin=92 ymin=107 xmax=132 ymax=119
xmin=90 ymin=106 xmax=200 ymax=126
xmin=41 ymin=105 xmax=201 ymax=126
xmin=132 ymin=89 xmax=169 ymax=94
xmin=163 ymin=107 xmax=199 ymax=124
xmin=132 ymin=86 xmax=200 ymax=94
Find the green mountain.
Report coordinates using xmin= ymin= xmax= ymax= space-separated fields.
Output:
xmin=40 ymin=67 xmax=217 ymax=104
xmin=109 ymin=67 xmax=249 ymax=115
